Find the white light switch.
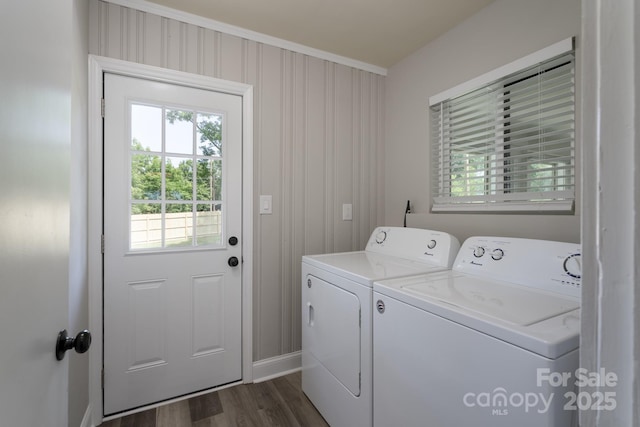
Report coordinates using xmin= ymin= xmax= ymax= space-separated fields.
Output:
xmin=342 ymin=203 xmax=352 ymax=221
xmin=260 ymin=195 xmax=272 ymax=214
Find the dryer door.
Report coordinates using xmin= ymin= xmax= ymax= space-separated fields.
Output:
xmin=304 ymin=274 xmax=361 ymax=396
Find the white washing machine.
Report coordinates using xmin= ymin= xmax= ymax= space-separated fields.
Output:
xmin=373 ymin=236 xmax=581 ymax=427
xmin=301 ymin=227 xmax=460 ymax=427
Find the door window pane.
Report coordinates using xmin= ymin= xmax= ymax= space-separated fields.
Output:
xmin=131 ymin=104 xmax=162 ymax=151
xmin=131 ymin=154 xmax=162 ymax=200
xmin=196 ymin=113 xmax=222 ymax=156
xmin=166 ymin=110 xmax=194 ymax=154
xmin=196 ymin=204 xmax=222 ymax=246
xmin=196 ymin=159 xmax=222 ymax=201
xmin=130 ymin=203 xmax=162 ymax=250
xmin=165 ymin=204 xmax=193 ymax=247
xmin=165 ymin=157 xmax=193 ymax=201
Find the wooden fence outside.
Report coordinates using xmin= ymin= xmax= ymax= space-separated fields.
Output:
xmin=131 ymin=211 xmax=222 ymax=248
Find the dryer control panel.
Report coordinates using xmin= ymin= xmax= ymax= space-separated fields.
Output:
xmin=365 ymin=227 xmax=460 ymax=268
xmin=453 ymin=236 xmax=581 ymax=299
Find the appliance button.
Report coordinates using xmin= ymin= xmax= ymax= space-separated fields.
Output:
xmin=491 ymin=248 xmax=504 ymax=261
xmin=473 ymin=246 xmax=485 ymax=258
xmin=563 ymin=253 xmax=581 ymax=279
xmin=427 ymin=239 xmax=437 ymax=249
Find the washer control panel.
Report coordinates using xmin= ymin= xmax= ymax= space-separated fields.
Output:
xmin=454 ymin=236 xmax=581 ymax=298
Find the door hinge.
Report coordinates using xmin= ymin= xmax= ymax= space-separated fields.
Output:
xmin=101 ymin=98 xmax=105 ymax=118
xmin=101 ymin=234 xmax=105 ymax=254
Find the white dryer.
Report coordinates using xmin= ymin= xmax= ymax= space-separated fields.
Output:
xmin=301 ymin=227 xmax=460 ymax=427
xmin=373 ymin=236 xmax=581 ymax=427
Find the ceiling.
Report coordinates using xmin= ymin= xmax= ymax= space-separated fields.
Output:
xmin=145 ymin=0 xmax=495 ymax=69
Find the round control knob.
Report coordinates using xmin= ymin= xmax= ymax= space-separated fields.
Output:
xmin=563 ymin=253 xmax=581 ymax=279
xmin=491 ymin=248 xmax=504 ymax=261
xmin=375 ymin=231 xmax=387 ymax=244
xmin=427 ymin=239 xmax=437 ymax=250
xmin=473 ymin=246 xmax=485 ymax=258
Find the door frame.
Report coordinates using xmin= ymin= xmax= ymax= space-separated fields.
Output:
xmin=87 ymin=55 xmax=253 ymax=425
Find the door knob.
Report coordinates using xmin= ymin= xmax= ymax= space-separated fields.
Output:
xmin=56 ymin=329 xmax=92 ymax=361
xmin=228 ymin=256 xmax=239 ymax=267
xmin=228 ymin=236 xmax=238 ymax=246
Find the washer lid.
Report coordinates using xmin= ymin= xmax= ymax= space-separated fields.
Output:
xmin=374 ymin=271 xmax=581 ymax=358
xmin=401 ymin=273 xmax=579 ymax=326
xmin=302 ymin=251 xmax=447 ymax=285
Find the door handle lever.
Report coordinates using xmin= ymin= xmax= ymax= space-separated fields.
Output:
xmin=56 ymin=329 xmax=92 ymax=361
xmin=307 ymin=302 xmax=314 ymax=327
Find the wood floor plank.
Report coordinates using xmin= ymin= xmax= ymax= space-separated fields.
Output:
xmin=100 ymin=419 xmax=121 ymax=427
xmin=253 ymin=381 xmax=300 ymax=426
xmin=283 ymin=370 xmax=302 ymax=388
xmin=188 ymin=391 xmax=224 ymax=422
xmin=256 ymin=405 xmax=298 ymax=427
xmin=217 ymin=383 xmax=263 ymax=426
xmin=156 ymin=399 xmax=191 ymax=427
xmin=101 ymin=372 xmax=327 ymax=427
xmin=272 ymin=374 xmax=329 ymax=426
xmin=118 ymin=408 xmax=157 ymax=427
xmin=191 ymin=411 xmax=231 ymax=427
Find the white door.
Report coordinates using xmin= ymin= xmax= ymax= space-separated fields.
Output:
xmin=103 ymin=73 xmax=243 ymax=415
xmin=0 ymin=1 xmax=72 ymax=425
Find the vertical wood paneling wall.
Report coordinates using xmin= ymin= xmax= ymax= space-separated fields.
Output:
xmin=89 ymin=0 xmax=385 ymax=361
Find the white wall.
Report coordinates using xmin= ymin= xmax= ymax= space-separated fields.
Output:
xmin=385 ymin=0 xmax=581 ymax=244
xmin=88 ymin=0 xmax=385 ymax=361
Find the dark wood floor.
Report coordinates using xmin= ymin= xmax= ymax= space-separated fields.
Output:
xmin=101 ymin=371 xmax=329 ymax=427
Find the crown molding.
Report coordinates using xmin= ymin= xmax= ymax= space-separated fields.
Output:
xmin=103 ymin=0 xmax=388 ymax=76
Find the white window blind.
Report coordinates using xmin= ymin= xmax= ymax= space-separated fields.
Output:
xmin=430 ymin=39 xmax=575 ymax=212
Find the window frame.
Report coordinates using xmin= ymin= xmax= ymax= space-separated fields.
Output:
xmin=429 ymin=37 xmax=576 ymax=213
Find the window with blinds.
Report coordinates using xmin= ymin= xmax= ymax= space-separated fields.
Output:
xmin=430 ymin=39 xmax=575 ymax=212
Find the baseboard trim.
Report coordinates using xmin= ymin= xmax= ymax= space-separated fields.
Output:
xmin=79 ymin=404 xmax=92 ymax=427
xmin=252 ymin=351 xmax=301 ymax=383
